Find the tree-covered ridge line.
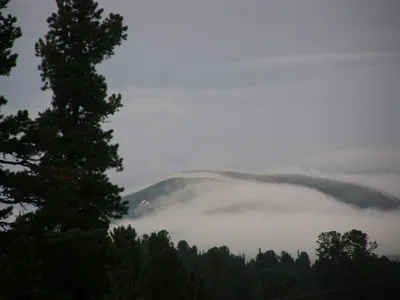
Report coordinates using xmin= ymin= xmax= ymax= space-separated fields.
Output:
xmin=106 ymin=226 xmax=399 ymax=300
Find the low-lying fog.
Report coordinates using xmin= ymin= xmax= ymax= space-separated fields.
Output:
xmin=115 ymin=171 xmax=400 ymax=259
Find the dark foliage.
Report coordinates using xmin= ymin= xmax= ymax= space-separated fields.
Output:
xmin=1 ymin=0 xmax=128 ymax=299
xmin=105 ymin=227 xmax=400 ymax=300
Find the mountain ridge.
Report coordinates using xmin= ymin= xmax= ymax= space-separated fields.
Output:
xmin=122 ymin=170 xmax=400 ymax=219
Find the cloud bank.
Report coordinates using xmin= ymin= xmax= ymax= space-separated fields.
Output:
xmin=231 ymin=52 xmax=400 ymax=67
xmin=114 ymin=170 xmax=400 ymax=259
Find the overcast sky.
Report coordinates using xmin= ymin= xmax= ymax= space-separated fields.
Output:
xmin=2 ymin=0 xmax=400 ymax=189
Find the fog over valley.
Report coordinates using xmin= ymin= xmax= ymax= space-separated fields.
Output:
xmin=115 ymin=168 xmax=400 ymax=259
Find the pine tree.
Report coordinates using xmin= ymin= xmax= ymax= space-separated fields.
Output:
xmin=1 ymin=0 xmax=42 ymax=231
xmin=0 ymin=0 xmax=21 ymax=76
xmin=0 ymin=0 xmax=23 ymax=228
xmin=31 ymin=0 xmax=129 ymax=232
xmin=0 ymin=2 xmax=44 ymax=299
xmin=141 ymin=230 xmax=189 ymax=300
xmin=4 ymin=1 xmax=130 ymax=298
xmin=107 ymin=226 xmax=143 ymax=300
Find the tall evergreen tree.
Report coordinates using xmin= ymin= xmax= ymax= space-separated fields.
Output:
xmin=0 ymin=0 xmax=23 ymax=228
xmin=0 ymin=0 xmax=21 ymax=76
xmin=2 ymin=1 xmax=130 ymax=299
xmin=0 ymin=2 xmax=43 ymax=299
xmin=0 ymin=0 xmax=38 ymax=240
xmin=107 ymin=225 xmax=143 ymax=300
xmin=31 ymin=0 xmax=129 ymax=232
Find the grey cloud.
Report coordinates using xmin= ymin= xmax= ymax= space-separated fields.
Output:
xmin=3 ymin=0 xmax=400 ymax=190
xmin=305 ymin=149 xmax=400 ymax=174
xmin=108 ymin=59 xmax=400 ymax=186
xmin=5 ymin=0 xmax=400 ymax=96
xmin=231 ymin=52 xmax=400 ymax=67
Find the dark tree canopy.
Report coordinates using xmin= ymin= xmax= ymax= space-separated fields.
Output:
xmin=0 ymin=0 xmax=32 ymax=230
xmin=0 ymin=0 xmax=21 ymax=222
xmin=0 ymin=0 xmax=21 ymax=76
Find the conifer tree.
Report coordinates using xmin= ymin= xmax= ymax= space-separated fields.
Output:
xmin=0 ymin=2 xmax=43 ymax=299
xmin=0 ymin=0 xmax=22 ymax=227
xmin=32 ymin=0 xmax=128 ymax=232
xmin=0 ymin=0 xmax=37 ymax=231
xmin=0 ymin=0 xmax=21 ymax=76
xmin=7 ymin=1 xmax=130 ymax=298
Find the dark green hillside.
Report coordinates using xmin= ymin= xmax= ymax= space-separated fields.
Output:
xmin=123 ymin=176 xmax=221 ymax=217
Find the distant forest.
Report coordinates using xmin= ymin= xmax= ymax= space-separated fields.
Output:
xmin=0 ymin=1 xmax=399 ymax=299
xmin=103 ymin=226 xmax=400 ymax=300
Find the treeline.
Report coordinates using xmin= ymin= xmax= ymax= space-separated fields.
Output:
xmin=4 ymin=221 xmax=400 ymax=299
xmin=106 ymin=227 xmax=399 ymax=300
xmin=0 ymin=1 xmax=399 ymax=299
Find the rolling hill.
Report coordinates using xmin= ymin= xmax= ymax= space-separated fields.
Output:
xmin=122 ymin=170 xmax=400 ymax=219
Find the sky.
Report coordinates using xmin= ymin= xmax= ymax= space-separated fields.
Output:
xmin=2 ymin=0 xmax=400 ymax=189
